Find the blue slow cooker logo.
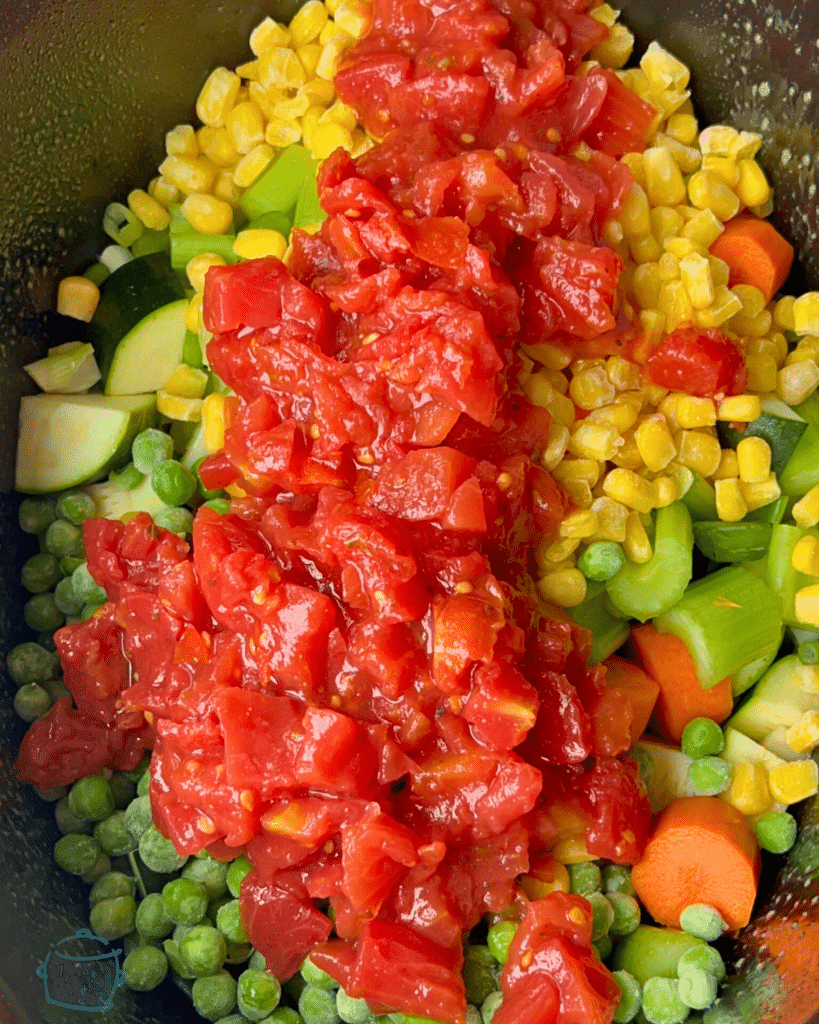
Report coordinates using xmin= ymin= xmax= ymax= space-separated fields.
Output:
xmin=36 ymin=928 xmax=125 ymax=1012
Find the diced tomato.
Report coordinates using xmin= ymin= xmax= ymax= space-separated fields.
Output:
xmin=55 ymin=606 xmax=129 ymax=725
xmin=645 ymin=326 xmax=748 ymax=397
xmin=215 ymin=688 xmax=302 ymax=798
xmin=462 ymin=661 xmax=539 ymax=750
xmin=341 ymin=806 xmax=417 ymax=913
xmin=578 ymin=757 xmax=652 ymax=865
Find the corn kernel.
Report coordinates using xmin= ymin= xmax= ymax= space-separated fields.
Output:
xmin=740 ymin=471 xmax=781 ymax=512
xmin=552 ymin=833 xmax=596 ymax=864
xmin=560 ymin=510 xmax=599 ymax=539
xmin=180 ymin=194 xmax=233 ymax=235
xmin=769 ymin=331 xmax=790 ymax=365
xmin=641 ymin=39 xmax=690 ymax=91
xmin=698 ymin=124 xmax=740 ymax=157
xmin=716 ymin=395 xmax=762 ymax=422
xmin=553 ymin=458 xmax=600 ymax=487
xmin=767 ymin=758 xmax=819 ymax=805
xmin=793 ymin=293 xmax=819 ymax=336
xmin=729 ymin=283 xmax=766 ymax=319
xmin=746 ymin=353 xmax=779 ymax=393
xmin=610 ymin=431 xmax=644 ymax=471
xmin=258 ymin=46 xmax=306 ymax=91
xmin=590 ymin=496 xmax=630 ymax=543
xmin=652 ymin=475 xmax=681 ymax=508
xmin=233 ymin=228 xmax=288 ymax=261
xmin=547 ymin=391 xmax=576 ymax=428
xmin=713 ymin=449 xmax=739 ymax=481
xmin=197 ymin=67 xmax=241 ymax=127
xmin=316 ymin=37 xmax=348 ymax=81
xmin=165 ymin=124 xmax=199 ymax=159
xmin=587 ymin=398 xmax=641 ymax=433
xmin=702 ymin=154 xmax=740 ymax=188
xmin=620 ymin=152 xmax=646 ymax=189
xmin=602 ymin=467 xmax=655 ymax=514
xmin=213 ymin=171 xmax=244 ymax=208
xmin=289 ymin=0 xmax=329 ymax=45
xmin=643 ymin=146 xmax=687 ymax=207
xmin=792 ymin=535 xmax=819 ymax=576
xmin=307 ymin=120 xmax=354 ymax=158
xmin=787 ymin=346 xmax=819 ymax=368
xmin=786 ymin=711 xmax=819 ymax=754
xmin=568 ymin=366 xmax=615 ymax=411
xmin=735 ymin=435 xmax=771 ymax=484
xmin=681 ymin=208 xmax=724 ymax=248
xmin=664 ymin=236 xmax=708 ymax=261
xmin=545 ymin=369 xmax=569 ymax=395
xmin=156 ymin=392 xmax=203 ymax=422
xmin=235 ymin=59 xmax=260 ymax=81
xmin=186 ymin=253 xmax=227 ymax=294
xmin=632 ymin=262 xmax=662 ymax=310
xmin=522 ymin=342 xmax=572 ymax=371
xmin=688 ymin=169 xmax=741 ymax=222
xmin=233 ymin=143 xmax=276 ymax=188
xmin=542 ymin=537 xmax=581 ymax=564
xmin=619 ymin=183 xmax=652 ymax=237
xmin=715 ymin=477 xmax=747 ymax=522
xmin=589 ymin=2 xmax=617 ymax=25
xmin=673 ymin=395 xmax=716 ymax=430
xmin=793 ymin=486 xmax=819 ymax=529
xmin=162 ymin=364 xmax=209 ymax=400
xmin=568 ymin=422 xmax=623 ymax=461
xmin=542 ymin=422 xmax=570 ymax=470
xmin=639 ymin=309 xmax=666 ymax=348
xmin=773 ymin=295 xmax=796 ymax=332
xmin=202 ymin=393 xmax=228 ymax=452
xmin=737 ymin=158 xmax=772 ymax=208
xmin=225 ymin=100 xmax=266 ymax=154
xmin=198 ymin=126 xmax=239 ymax=169
xmin=321 ymin=99 xmax=358 ymax=131
xmin=777 ymin=359 xmax=819 ymax=405
xmin=590 ymin=22 xmax=634 ymax=69
xmin=266 ymin=118 xmax=303 ymax=148
xmin=159 ymin=155 xmax=216 ymax=197
xmin=622 ymin=510 xmax=652 ymax=563
xmin=728 ymin=761 xmax=774 ymax=816
xmin=796 ymin=583 xmax=819 ymax=628
xmin=649 ymin=206 xmax=683 ymax=246
xmin=634 ymin=414 xmax=677 ymax=472
xmin=127 ymin=189 xmax=170 ymax=232
xmin=334 ymin=0 xmax=372 ymax=39
xmin=666 ymin=111 xmax=698 ymax=146
xmin=185 ymin=294 xmax=202 ymax=334
xmin=520 ymin=861 xmax=572 ymax=900
xmin=731 ymin=308 xmax=773 ymax=339
xmin=658 ymin=279 xmax=693 ymax=333
xmin=274 ymin=93 xmax=312 ymax=122
xmin=148 ymin=175 xmax=180 ymax=208
xmin=250 ymin=17 xmax=291 ymax=55
xmin=629 ymin=233 xmax=663 ymax=264
xmin=57 ymin=276 xmax=100 ymax=322
xmin=538 ymin=568 xmax=587 ymax=608
xmin=653 ymin=133 xmax=702 ymax=174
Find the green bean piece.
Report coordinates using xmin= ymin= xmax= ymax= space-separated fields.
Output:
xmin=678 ymin=969 xmax=718 ymax=1011
xmin=71 ymin=561 xmax=107 ymax=604
xmin=154 ymin=505 xmax=195 ymax=535
xmin=124 ymin=794 xmax=153 ymax=840
xmin=54 ymin=575 xmax=85 ymax=616
xmin=82 ymin=851 xmax=113 ymax=885
xmin=123 ymin=944 xmax=169 ymax=991
xmin=69 ymin=774 xmax=116 ymax=823
xmin=54 ymin=833 xmax=101 ymax=875
xmin=336 ymin=988 xmax=372 ymax=1024
xmin=481 ymin=992 xmax=503 ymax=1024
xmin=89 ymin=895 xmax=137 ymax=940
xmin=642 ymin=977 xmax=690 ymax=1024
xmin=301 ymin=953 xmax=340 ymax=990
xmin=226 ymin=855 xmax=253 ymax=898
xmin=45 ymin=518 xmax=85 ymax=558
xmin=110 ymin=461 xmax=145 ymax=490
xmin=192 ymin=971 xmax=238 ymax=1022
xmin=95 ymin=810 xmax=138 ymax=856
xmin=755 ymin=810 xmax=798 ymax=853
xmin=612 ymin=970 xmax=642 ymax=1023
xmin=136 ymin=891 xmax=175 ymax=940
xmin=56 ymin=490 xmax=97 ymax=525
xmin=22 ymin=551 xmax=63 ymax=594
xmin=238 ymin=968 xmax=283 ymax=1021
xmin=183 ymin=854 xmax=229 ymax=900
xmin=138 ymin=824 xmax=189 ymax=874
xmin=687 ymin=757 xmax=731 ymax=796
xmin=132 ymin=427 xmax=175 ymax=475
xmin=568 ymin=861 xmax=602 ymax=895
xmin=179 ymin=924 xmax=228 ymax=977
xmin=162 ymin=876 xmax=209 ymax=925
xmin=681 ymin=718 xmax=724 ymax=760
xmin=216 ymin=898 xmax=249 ymax=944
xmin=298 ymin=985 xmax=341 ymax=1024
xmin=18 ymin=496 xmax=56 ymax=534
xmin=152 ymin=459 xmax=197 ymax=507
xmin=13 ymin=682 xmax=53 ymax=722
xmin=603 ymin=864 xmax=636 ymax=896
xmin=487 ymin=921 xmax=518 ymax=965
xmin=55 ymin=797 xmax=93 ymax=835
xmin=7 ymin=641 xmax=60 ymax=685
xmin=578 ymin=541 xmax=625 ymax=581
xmin=679 ymin=905 xmax=727 ymax=942
xmin=89 ymin=871 xmax=136 ymax=908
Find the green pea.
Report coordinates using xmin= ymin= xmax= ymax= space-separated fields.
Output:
xmin=136 ymin=891 xmax=174 ymax=940
xmin=70 ymin=561 xmax=107 ymax=603
xmin=612 ymin=970 xmax=642 ymax=1023
xmin=594 ymin=932 xmax=614 ymax=961
xmin=336 ymin=988 xmax=371 ymax=1024
xmin=152 ymin=459 xmax=197 ymax=507
xmin=755 ymin=810 xmax=798 ymax=854
xmin=89 ymin=895 xmax=137 ymax=940
xmin=55 ymin=797 xmax=93 ymax=836
xmin=301 ymin=953 xmax=339 ymax=990
xmin=603 ymin=864 xmax=635 ymax=896
xmin=261 ymin=1009 xmax=304 ymax=1024
xmin=54 ymin=575 xmax=85 ymax=616
xmin=568 ymin=861 xmax=602 ymax=896
xmin=678 ymin=968 xmax=718 ymax=1011
xmin=192 ymin=970 xmax=238 ymax=1022
xmin=33 ymin=783 xmax=66 ymax=802
xmin=608 ymin=892 xmax=641 ymax=937
xmin=94 ymin=810 xmax=138 ymax=855
xmin=137 ymin=767 xmax=151 ymax=796
xmin=68 ymin=774 xmax=116 ymax=823
xmin=463 ymin=948 xmax=497 ymax=1005
xmin=481 ymin=992 xmax=503 ymax=1024
xmin=681 ymin=718 xmax=724 ymax=760
xmin=44 ymin=518 xmax=85 ymax=558
xmin=7 ymin=641 xmax=59 ymax=685
xmin=82 ymin=851 xmax=112 ymax=885
xmin=110 ymin=461 xmax=144 ymax=490
xmin=486 ymin=921 xmax=518 ymax=965
xmin=42 ymin=675 xmax=71 ymax=702
xmin=59 ymin=555 xmax=85 ymax=577
xmin=676 ymin=944 xmax=726 ymax=984
xmin=154 ymin=505 xmax=194 ymax=535
xmin=89 ymin=871 xmax=136 ymax=908
xmin=24 ymin=592 xmax=65 ymax=633
xmin=237 ymin=968 xmax=282 ymax=1021
xmin=138 ymin=824 xmax=188 ymax=874
xmin=54 ymin=833 xmax=101 ymax=875
xmin=226 ymin=855 xmax=253 ymax=897
xmin=13 ymin=682 xmax=53 ymax=722
xmin=641 ymin=976 xmax=690 ymax=1024
xmin=216 ymin=898 xmax=249 ymax=944
xmin=298 ymin=985 xmax=340 ymax=1024
xmin=124 ymin=794 xmax=153 ymax=841
xmin=224 ymin=942 xmax=253 ymax=965
xmin=687 ymin=756 xmax=731 ymax=797
xmin=162 ymin=876 xmax=209 ymax=925
xmin=578 ymin=540 xmax=625 ymax=581
xmin=679 ymin=904 xmax=727 ymax=942
xmin=37 ymin=630 xmax=59 ymax=652
xmin=56 ymin=490 xmax=97 ymax=524
xmin=108 ymin=772 xmax=137 ymax=809
xmin=123 ymin=944 xmax=168 ymax=991
xmin=132 ymin=428 xmax=174 ymax=475
xmin=18 ymin=496 xmax=56 ymax=534
xmin=183 ymin=854 xmax=229 ymax=900
xmin=179 ymin=924 xmax=227 ymax=977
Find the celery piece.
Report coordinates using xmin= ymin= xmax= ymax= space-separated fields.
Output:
xmin=247 ymin=210 xmax=293 ymax=236
xmin=294 ymin=171 xmax=326 ymax=230
xmin=765 ymin=522 xmax=819 ymax=626
xmin=182 ymin=329 xmax=204 ymax=369
xmin=731 ymin=632 xmax=783 ymax=697
xmin=240 ymin=144 xmax=317 ymax=221
xmin=605 ymin=502 xmax=693 ymax=622
xmin=170 ymin=227 xmax=238 ymax=270
xmin=779 ymin=423 xmax=819 ymax=497
xmin=131 ymin=228 xmax=170 ymax=258
xmin=692 ymin=521 xmax=772 ymax=563
xmin=744 ymin=493 xmax=788 ymax=525
xmin=567 ymin=581 xmax=630 ymax=665
xmin=654 ymin=565 xmax=783 ymax=689
xmin=793 ymin=389 xmax=819 ymax=431
xmin=680 ymin=472 xmax=717 ymax=521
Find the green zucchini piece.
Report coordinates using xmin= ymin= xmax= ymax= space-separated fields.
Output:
xmin=679 ymin=471 xmax=717 ymax=521
xmin=566 ymin=581 xmax=629 ymax=666
xmin=727 ymin=653 xmax=819 ymax=742
xmin=717 ymin=395 xmax=808 ymax=476
xmin=24 ymin=342 xmax=101 ymax=394
xmin=87 ymin=251 xmax=186 ymax=384
xmin=105 ymin=299 xmax=188 ymax=396
xmin=83 ymin=475 xmax=167 ymax=521
xmin=15 ymin=393 xmax=156 ymax=494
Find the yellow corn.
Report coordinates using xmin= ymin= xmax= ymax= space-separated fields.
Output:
xmin=730 ymin=309 xmax=773 ymax=339
xmin=736 ymin=436 xmax=772 ymax=484
xmin=523 ymin=371 xmax=555 ymax=409
xmin=148 ymin=175 xmax=180 ymax=208
xmin=214 ymin=171 xmax=244 ymax=208
xmin=731 ymin=283 xmax=767 ymax=318
xmin=166 ymin=123 xmax=199 ymax=158
xmin=746 ymin=353 xmax=779 ymax=393
xmin=640 ymin=40 xmax=690 ymax=90
xmin=553 ymin=458 xmax=602 ymax=488
xmin=619 ymin=183 xmax=652 ymax=236
xmin=653 ymin=133 xmax=701 ymax=174
xmin=589 ymin=2 xmax=617 ymax=25
xmin=523 ymin=342 xmax=572 ymax=371
xmin=785 ymin=711 xmax=819 ymax=754
xmin=652 ymin=474 xmax=681 ymax=507
xmin=225 ymin=100 xmax=266 ymax=154
xmin=675 ymin=395 xmax=716 ymax=429
xmin=316 ymin=37 xmax=348 ymax=81
xmin=716 ymin=395 xmax=762 ymax=422
xmin=590 ymin=496 xmax=630 ymax=543
xmin=186 ymin=253 xmax=226 ymax=294
xmin=545 ymin=369 xmax=569 ymax=395
xmin=289 ymin=0 xmax=329 ymax=44
xmin=163 ymin=363 xmax=209 ymax=400
xmin=334 ymin=0 xmax=372 ymax=38
xmin=542 ymin=422 xmax=570 ymax=470
xmin=676 ymin=429 xmax=721 ymax=478
xmin=712 ymin=449 xmax=739 ymax=481
xmin=629 ymin=233 xmax=663 ymax=264
xmin=307 ymin=120 xmax=354 ymax=158
xmin=687 ymin=169 xmax=741 ymax=222
xmin=546 ymin=390 xmax=576 ymax=429
xmin=601 ymin=467 xmax=655 ymax=514
xmin=796 ymin=582 xmax=819 ymax=628
xmin=181 ymin=194 xmax=234 ymax=235
xmin=796 ymin=663 xmax=819 ymax=694
xmin=236 ymin=59 xmax=260 ymax=81
xmin=250 ymin=17 xmax=291 ymax=55
xmin=620 ymin=152 xmax=646 ymax=189
xmin=558 ymin=479 xmax=592 ymax=509
xmin=664 ymin=236 xmax=708 ymax=261
xmin=233 ymin=143 xmax=276 ymax=188
xmin=258 ymin=46 xmax=307 ymax=90
xmin=197 ymin=67 xmax=241 ymax=127
xmin=728 ymin=761 xmax=773 ymax=817
xmin=156 ymin=393 xmax=203 ymax=422
xmin=792 ymin=535 xmax=819 ymax=576
xmin=666 ymin=111 xmax=698 ymax=146
xmin=538 ymin=568 xmax=587 ymax=608
xmin=611 ymin=431 xmax=644 ymax=471
xmin=569 ymin=366 xmax=616 ymax=410
xmin=715 ymin=478 xmax=747 ymax=523
xmin=199 ymin=125 xmax=241 ymax=168
xmin=639 ymin=309 xmax=666 ymax=348
xmin=679 ymin=252 xmax=714 ymax=310
xmin=551 ymin=833 xmax=597 ymax=864
xmin=159 ymin=155 xmax=217 ymax=196
xmin=559 ymin=510 xmax=599 ymax=539
xmin=767 ymin=759 xmax=819 ymax=805
xmin=787 ymin=346 xmax=819 ymax=367
xmin=127 ymin=188 xmax=170 ymax=231
xmin=568 ymin=422 xmax=623 ymax=461
xmin=681 ymin=208 xmax=724 ymax=248
xmin=266 ymin=118 xmax=303 ymax=148
xmin=777 ymin=360 xmax=819 ymax=405
xmin=793 ymin=486 xmax=819 ymax=529
xmin=233 ymin=229 xmax=288 ymax=261
xmin=202 ymin=393 xmax=229 ymax=453
xmin=519 ymin=861 xmax=572 ymax=900
xmin=702 ymin=154 xmax=740 ymax=189
xmin=57 ymin=276 xmax=100 ymax=322
xmin=587 ymin=398 xmax=641 ymax=433
xmin=542 ymin=537 xmax=580 ymax=564
xmin=657 ymin=279 xmax=692 ymax=333
xmin=632 ymin=262 xmax=662 ymax=310
xmin=590 ymin=22 xmax=634 ymax=69
xmin=624 ymin=510 xmax=653 ymax=562
xmin=773 ymin=295 xmax=796 ymax=331
xmin=185 ymin=294 xmax=203 ymax=334
xmin=740 ymin=472 xmax=781 ymax=512
xmin=793 ymin=293 xmax=819 ymax=336
xmin=737 ymin=158 xmax=772 ymax=208
xmin=698 ymin=124 xmax=741 ymax=157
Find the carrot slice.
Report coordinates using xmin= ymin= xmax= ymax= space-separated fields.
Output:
xmin=709 ymin=213 xmax=794 ymax=303
xmin=630 ymin=795 xmax=760 ymax=932
xmin=629 ymin=623 xmax=733 ymax=743
xmin=603 ymin=654 xmax=660 ymax=747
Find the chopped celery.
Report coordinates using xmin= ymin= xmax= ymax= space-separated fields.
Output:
xmin=169 ymin=222 xmax=238 ymax=269
xmin=294 ymin=171 xmax=326 ymax=230
xmin=765 ymin=523 xmax=819 ymax=626
xmin=182 ymin=329 xmax=204 ymax=369
xmin=239 ymin=144 xmax=317 ymax=221
xmin=692 ymin=521 xmax=772 ymax=562
xmin=605 ymin=502 xmax=693 ymax=622
xmin=731 ymin=632 xmax=783 ymax=697
xmin=779 ymin=422 xmax=819 ymax=497
xmin=131 ymin=228 xmax=170 ymax=258
xmin=679 ymin=472 xmax=717 ymax=521
xmin=653 ymin=565 xmax=783 ymax=689
xmin=246 ymin=210 xmax=293 ymax=236
xmin=744 ymin=493 xmax=788 ymax=524
xmin=567 ymin=581 xmax=630 ymax=665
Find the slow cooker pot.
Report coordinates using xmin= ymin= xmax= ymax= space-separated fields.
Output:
xmin=2 ymin=2 xmax=819 ymax=1022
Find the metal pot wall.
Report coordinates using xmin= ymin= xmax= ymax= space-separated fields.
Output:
xmin=1 ymin=2 xmax=818 ymax=1022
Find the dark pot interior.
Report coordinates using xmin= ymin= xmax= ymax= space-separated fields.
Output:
xmin=1 ymin=2 xmax=819 ymax=1022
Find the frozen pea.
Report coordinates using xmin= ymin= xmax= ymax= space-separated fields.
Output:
xmin=13 ymin=682 xmax=52 ymax=722
xmin=192 ymin=970 xmax=238 ymax=1022
xmin=138 ymin=824 xmax=188 ymax=874
xmin=678 ymin=969 xmax=718 ymax=1011
xmin=568 ymin=861 xmax=602 ymax=895
xmin=301 ymin=953 xmax=340 ymax=990
xmin=336 ymin=987 xmax=371 ymax=1024
xmin=612 ymin=970 xmax=642 ymax=1023
xmin=642 ymin=977 xmax=690 ymax=1024
xmin=123 ymin=945 xmax=168 ymax=991
xmin=487 ymin=921 xmax=518 ymax=965
xmin=679 ymin=905 xmax=727 ymax=942
xmin=298 ymin=985 xmax=340 ymax=1024
xmin=89 ymin=895 xmax=137 ymax=940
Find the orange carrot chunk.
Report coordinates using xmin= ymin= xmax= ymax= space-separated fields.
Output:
xmin=604 ymin=654 xmax=661 ymax=748
xmin=629 ymin=623 xmax=733 ymax=743
xmin=631 ymin=795 xmax=760 ymax=932
xmin=710 ymin=213 xmax=794 ymax=303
